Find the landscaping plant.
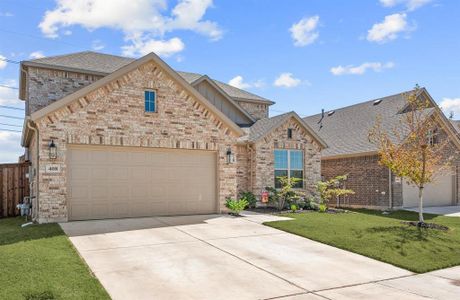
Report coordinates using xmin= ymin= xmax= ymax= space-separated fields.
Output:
xmin=316 ymin=175 xmax=355 ymax=210
xmin=225 ymin=197 xmax=249 ymax=216
xmin=239 ymin=191 xmax=257 ymax=208
xmin=266 ymin=176 xmax=303 ymax=210
xmin=369 ymin=85 xmax=456 ymax=224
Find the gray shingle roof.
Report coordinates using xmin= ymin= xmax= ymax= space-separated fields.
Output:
xmin=26 ymin=51 xmax=135 ymax=74
xmin=244 ymin=112 xmax=293 ymax=142
xmin=239 ymin=111 xmax=327 ymax=148
xmin=24 ymin=51 xmax=272 ymax=103
xmin=303 ymin=89 xmax=436 ymax=158
xmin=450 ymin=120 xmax=460 ymax=133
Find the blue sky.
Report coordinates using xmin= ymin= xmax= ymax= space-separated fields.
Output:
xmin=1 ymin=0 xmax=460 ymax=162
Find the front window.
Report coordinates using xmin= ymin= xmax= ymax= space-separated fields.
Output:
xmin=144 ymin=90 xmax=156 ymax=112
xmin=274 ymin=149 xmax=304 ymax=189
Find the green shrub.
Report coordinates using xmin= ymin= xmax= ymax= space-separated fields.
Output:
xmin=316 ymin=175 xmax=355 ymax=209
xmin=265 ymin=176 xmax=304 ymax=210
xmin=239 ymin=191 xmax=257 ymax=208
xmin=290 ymin=204 xmax=298 ymax=212
xmin=319 ymin=203 xmax=327 ymax=213
xmin=303 ymin=197 xmax=319 ymax=211
xmin=225 ymin=198 xmax=249 ymax=215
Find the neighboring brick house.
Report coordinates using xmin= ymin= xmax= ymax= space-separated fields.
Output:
xmin=304 ymin=89 xmax=460 ymax=209
xmin=19 ymin=51 xmax=326 ymax=223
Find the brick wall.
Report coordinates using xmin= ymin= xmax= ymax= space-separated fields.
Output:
xmin=237 ymin=101 xmax=269 ymax=120
xmin=26 ymin=67 xmax=102 ymax=114
xmin=322 ymin=155 xmax=391 ymax=208
xmin=31 ymin=60 xmax=240 ymax=223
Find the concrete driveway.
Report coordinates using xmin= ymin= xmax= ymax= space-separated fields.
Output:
xmin=60 ymin=212 xmax=460 ymax=300
xmin=405 ymin=205 xmax=460 ymax=217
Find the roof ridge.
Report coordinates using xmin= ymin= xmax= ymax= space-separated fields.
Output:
xmin=25 ymin=50 xmax=91 ymax=62
xmin=304 ymin=89 xmax=419 ymax=119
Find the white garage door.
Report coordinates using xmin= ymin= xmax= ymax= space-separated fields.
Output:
xmin=403 ymin=170 xmax=455 ymax=207
xmin=67 ymin=145 xmax=217 ymax=221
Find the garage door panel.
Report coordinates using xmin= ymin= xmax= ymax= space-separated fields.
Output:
xmin=67 ymin=146 xmax=217 ymax=220
xmin=90 ymin=184 xmax=109 ymax=200
xmin=70 ymin=183 xmax=90 ymax=199
xmin=403 ymin=170 xmax=454 ymax=207
xmin=91 ymin=203 xmax=111 ymax=219
xmin=90 ymin=150 xmax=109 ymax=164
xmin=71 ymin=166 xmax=91 ymax=180
xmin=91 ymin=167 xmax=108 ymax=180
xmin=109 ymin=167 xmax=129 ymax=180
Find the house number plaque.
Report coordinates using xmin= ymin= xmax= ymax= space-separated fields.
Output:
xmin=45 ymin=164 xmax=61 ymax=174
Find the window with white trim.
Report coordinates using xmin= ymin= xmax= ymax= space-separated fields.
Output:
xmin=144 ymin=90 xmax=156 ymax=112
xmin=427 ymin=128 xmax=439 ymax=146
xmin=274 ymin=149 xmax=304 ymax=188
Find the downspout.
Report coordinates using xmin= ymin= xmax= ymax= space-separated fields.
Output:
xmin=26 ymin=120 xmax=39 ymax=221
xmin=388 ymin=168 xmax=393 ymax=209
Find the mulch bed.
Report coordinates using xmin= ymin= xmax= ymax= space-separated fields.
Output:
xmin=247 ymin=207 xmax=351 ymax=215
xmin=402 ymin=221 xmax=449 ymax=231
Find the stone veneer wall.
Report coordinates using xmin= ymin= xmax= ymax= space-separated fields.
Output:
xmin=251 ymin=118 xmax=322 ymax=199
xmin=237 ymin=101 xmax=269 ymax=120
xmin=236 ymin=145 xmax=249 ymax=193
xmin=26 ymin=67 xmax=103 ymax=114
xmin=32 ymin=60 xmax=239 ymax=223
xmin=321 ymin=155 xmax=391 ymax=208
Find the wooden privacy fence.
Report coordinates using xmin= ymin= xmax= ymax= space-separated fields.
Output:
xmin=0 ymin=162 xmax=30 ymax=217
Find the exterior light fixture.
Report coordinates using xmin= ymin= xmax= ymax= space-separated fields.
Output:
xmin=49 ymin=140 xmax=57 ymax=159
xmin=226 ymin=148 xmax=235 ymax=164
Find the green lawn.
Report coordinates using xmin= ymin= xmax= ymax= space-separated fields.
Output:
xmin=0 ymin=217 xmax=110 ymax=300
xmin=264 ymin=209 xmax=460 ymax=273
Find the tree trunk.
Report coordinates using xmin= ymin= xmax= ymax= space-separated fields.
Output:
xmin=419 ymin=145 xmax=427 ymax=224
xmin=418 ymin=186 xmax=424 ymax=223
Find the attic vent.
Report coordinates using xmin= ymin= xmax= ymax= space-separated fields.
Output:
xmin=327 ymin=110 xmax=335 ymax=116
xmin=373 ymin=99 xmax=383 ymax=105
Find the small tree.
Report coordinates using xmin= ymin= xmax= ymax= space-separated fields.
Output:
xmin=369 ymin=86 xmax=455 ymax=224
xmin=316 ymin=175 xmax=355 ymax=209
xmin=266 ymin=176 xmax=303 ymax=210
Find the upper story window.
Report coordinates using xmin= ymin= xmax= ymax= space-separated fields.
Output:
xmin=144 ymin=90 xmax=156 ymax=113
xmin=274 ymin=149 xmax=304 ymax=189
xmin=427 ymin=128 xmax=439 ymax=146
xmin=287 ymin=128 xmax=293 ymax=139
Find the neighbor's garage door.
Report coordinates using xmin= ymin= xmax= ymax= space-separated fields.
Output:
xmin=403 ymin=170 xmax=455 ymax=207
xmin=67 ymin=145 xmax=217 ymax=221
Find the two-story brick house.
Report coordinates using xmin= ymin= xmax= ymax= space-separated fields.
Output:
xmin=20 ymin=51 xmax=326 ymax=223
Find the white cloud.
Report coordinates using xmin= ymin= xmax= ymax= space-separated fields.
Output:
xmin=274 ymin=73 xmax=302 ymax=88
xmin=228 ymin=75 xmax=265 ymax=90
xmin=39 ymin=0 xmax=222 ymax=57
xmin=440 ymin=98 xmax=460 ymax=118
xmin=0 ymin=80 xmax=21 ymax=106
xmin=289 ymin=16 xmax=320 ymax=47
xmin=122 ymin=37 xmax=185 ymax=57
xmin=29 ymin=51 xmax=45 ymax=59
xmin=367 ymin=13 xmax=409 ymax=43
xmin=229 ymin=75 xmax=250 ymax=89
xmin=0 ymin=12 xmax=14 ymax=17
xmin=379 ymin=0 xmax=431 ymax=11
xmin=330 ymin=61 xmax=395 ymax=75
xmin=0 ymin=54 xmax=7 ymax=69
xmin=0 ymin=131 xmax=23 ymax=163
xmin=92 ymin=40 xmax=105 ymax=51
